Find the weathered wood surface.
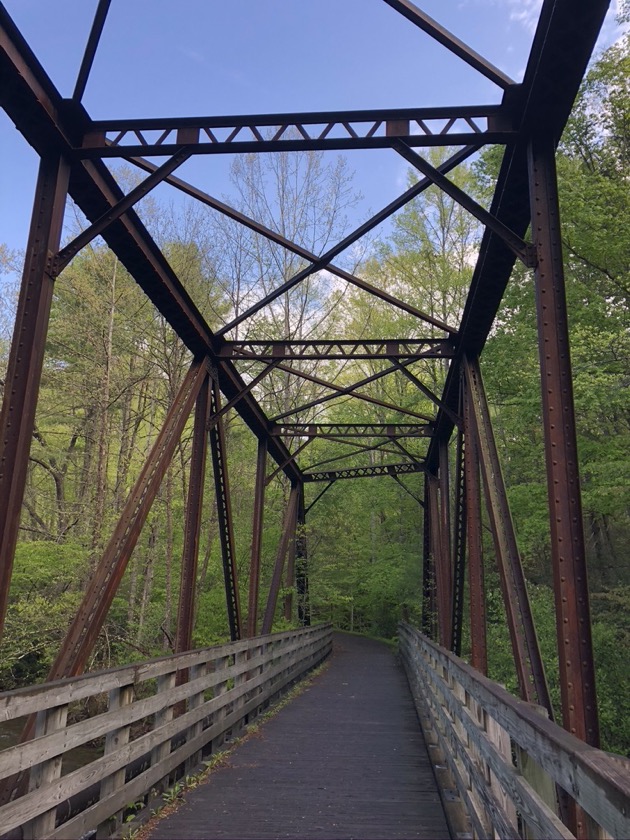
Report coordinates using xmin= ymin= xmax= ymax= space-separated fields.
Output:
xmin=399 ymin=623 xmax=630 ymax=840
xmin=148 ymin=633 xmax=450 ymax=840
xmin=0 ymin=624 xmax=332 ymax=839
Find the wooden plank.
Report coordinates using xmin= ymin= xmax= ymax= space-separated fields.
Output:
xmin=0 ymin=631 xmax=331 ymax=836
xmin=47 ymin=642 xmax=331 ymax=840
xmin=0 ymin=625 xmax=331 ymax=722
xmin=400 ymin=625 xmax=630 ymax=839
xmin=0 ymin=629 xmax=329 ymax=781
xmin=23 ymin=704 xmax=68 ymax=840
xmin=149 ymin=633 xmax=449 ymax=840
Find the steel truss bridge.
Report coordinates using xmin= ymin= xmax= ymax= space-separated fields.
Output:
xmin=0 ymin=1 xmax=629 ymax=837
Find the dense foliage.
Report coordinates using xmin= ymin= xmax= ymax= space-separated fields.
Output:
xmin=0 ymin=28 xmax=628 ymax=756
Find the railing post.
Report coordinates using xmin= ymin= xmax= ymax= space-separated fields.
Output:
xmin=150 ymin=672 xmax=176 ymax=799
xmin=184 ymin=662 xmax=208 ymax=775
xmin=97 ymin=683 xmax=134 ymax=839
xmin=210 ymin=654 xmax=230 ymax=753
xmin=24 ymin=704 xmax=69 ymax=840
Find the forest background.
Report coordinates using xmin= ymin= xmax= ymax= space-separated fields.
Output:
xmin=0 ymin=18 xmax=629 ymax=756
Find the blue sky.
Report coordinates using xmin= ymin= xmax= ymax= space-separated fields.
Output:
xmin=0 ymin=0 xmax=624 ymax=261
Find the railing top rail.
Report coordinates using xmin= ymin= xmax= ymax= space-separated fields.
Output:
xmin=399 ymin=622 xmax=630 ymax=839
xmin=0 ymin=624 xmax=331 ymax=723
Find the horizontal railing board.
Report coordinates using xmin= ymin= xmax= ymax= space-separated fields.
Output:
xmin=0 ymin=626 xmax=331 ymax=836
xmin=402 ymin=633 xmax=570 ymax=840
xmin=405 ymin=660 xmax=492 ymax=840
xmin=399 ymin=624 xmax=630 ymax=840
xmin=48 ymin=645 xmax=328 ymax=840
xmin=0 ymin=631 xmax=323 ymax=781
xmin=0 ymin=626 xmax=325 ymax=722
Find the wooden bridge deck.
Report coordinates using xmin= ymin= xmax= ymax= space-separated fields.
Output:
xmin=148 ymin=632 xmax=450 ymax=840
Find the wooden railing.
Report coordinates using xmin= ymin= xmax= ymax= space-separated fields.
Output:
xmin=399 ymin=622 xmax=630 ymax=840
xmin=0 ymin=623 xmax=332 ymax=840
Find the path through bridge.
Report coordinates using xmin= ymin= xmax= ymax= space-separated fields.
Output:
xmin=148 ymin=633 xmax=449 ymax=840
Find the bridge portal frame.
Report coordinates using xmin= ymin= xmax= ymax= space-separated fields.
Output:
xmin=0 ymin=4 xmax=611 ymax=819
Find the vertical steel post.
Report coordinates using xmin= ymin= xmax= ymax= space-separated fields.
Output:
xmin=0 ymin=155 xmax=69 ymax=641
xmin=175 ymin=375 xmax=211 ymax=654
xmin=428 ymin=473 xmax=450 ymax=647
xmin=247 ymin=438 xmax=267 ymax=637
xmin=209 ymin=380 xmax=242 ymax=641
xmin=283 ymin=485 xmax=299 ymax=622
xmin=528 ymin=137 xmax=599 ymax=747
xmin=421 ymin=474 xmax=436 ymax=639
xmin=450 ymin=423 xmax=467 ymax=657
xmin=261 ymin=484 xmax=299 ymax=634
xmin=464 ymin=355 xmax=552 ymax=714
xmin=463 ymin=374 xmax=487 ymax=674
xmin=439 ymin=439 xmax=454 ymax=649
xmin=295 ymin=483 xmax=310 ymax=626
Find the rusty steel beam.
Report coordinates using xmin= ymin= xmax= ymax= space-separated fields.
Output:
xmin=0 ymin=155 xmax=69 ymax=642
xmin=79 ymin=105 xmax=509 ymax=157
xmin=421 ymin=476 xmax=437 ymax=639
xmin=265 ymin=439 xmax=314 ymax=486
xmin=450 ymin=425 xmax=467 ymax=657
xmin=390 ymin=474 xmax=424 ymax=506
xmin=46 ymin=360 xmax=208 ymax=679
xmin=304 ymin=462 xmax=425 ymax=482
xmin=175 ymin=375 xmax=211 ymax=654
xmin=438 ymin=440 xmax=453 ymax=650
xmin=304 ymin=481 xmax=336 ymax=515
xmin=270 ymin=358 xmax=433 ymax=423
xmin=272 ymin=423 xmax=433 ymax=438
xmin=528 ymin=136 xmax=599 ymax=747
xmin=247 ymin=438 xmax=267 ymax=638
xmin=295 ymin=485 xmax=310 ymax=626
xmin=72 ymin=0 xmax=112 ymax=102
xmin=56 ymin=149 xmax=192 ymax=272
xmin=209 ymin=381 xmax=242 ymax=641
xmin=221 ymin=339 xmax=455 ymax=361
xmin=381 ymin=0 xmax=514 ymax=88
xmin=261 ymin=485 xmax=299 ymax=634
xmin=394 ymin=362 xmax=462 ymax=429
xmin=395 ymin=141 xmax=536 ymax=268
xmin=0 ymin=9 xmax=302 ymax=487
xmin=428 ymin=474 xmax=449 ymax=648
xmin=131 ymin=146 xmax=474 ymax=332
xmin=463 ymin=376 xmax=487 ymax=674
xmin=464 ymin=356 xmax=552 ymax=714
xmin=425 ymin=0 xmax=611 ymax=474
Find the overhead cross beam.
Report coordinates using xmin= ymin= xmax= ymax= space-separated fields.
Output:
xmin=79 ymin=105 xmax=512 ymax=157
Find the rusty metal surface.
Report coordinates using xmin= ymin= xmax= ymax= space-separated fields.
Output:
xmin=464 ymin=356 xmax=552 ymax=713
xmin=47 ymin=361 xmax=208 ymax=679
xmin=209 ymin=382 xmax=242 ymax=641
xmin=175 ymin=376 xmax=211 ymax=655
xmin=0 ymin=155 xmax=69 ymax=639
xmin=463 ymin=376 xmax=487 ymax=674
xmin=0 ymin=0 xmax=610 ymax=768
xmin=528 ymin=137 xmax=599 ymax=748
xmin=247 ymin=439 xmax=267 ymax=638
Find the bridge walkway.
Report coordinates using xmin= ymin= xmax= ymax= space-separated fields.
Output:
xmin=148 ymin=632 xmax=450 ymax=840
